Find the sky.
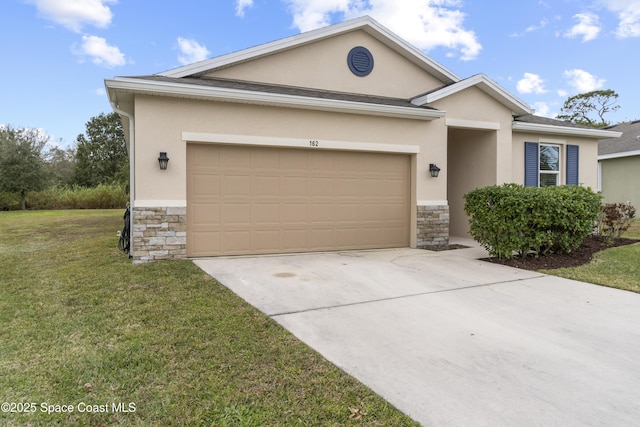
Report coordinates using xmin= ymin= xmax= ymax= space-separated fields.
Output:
xmin=1 ymin=0 xmax=639 ymax=149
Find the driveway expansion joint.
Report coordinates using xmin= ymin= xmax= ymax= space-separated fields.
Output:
xmin=269 ymin=274 xmax=547 ymax=317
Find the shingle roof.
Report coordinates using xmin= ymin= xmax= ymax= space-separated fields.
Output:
xmin=125 ymin=75 xmax=435 ymax=110
xmin=598 ymin=120 xmax=640 ymax=155
xmin=513 ymin=114 xmax=594 ymax=129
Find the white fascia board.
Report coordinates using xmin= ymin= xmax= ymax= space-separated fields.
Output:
xmin=598 ymin=149 xmax=640 ymax=160
xmin=157 ymin=16 xmax=460 ymax=84
xmin=445 ymin=118 xmax=500 ymax=130
xmin=183 ymin=132 xmax=420 ymax=154
xmin=359 ymin=18 xmax=460 ymax=84
xmin=134 ymin=200 xmax=187 ymax=208
xmin=105 ymin=77 xmax=445 ymax=121
xmin=412 ymin=74 xmax=533 ymax=115
xmin=512 ymin=121 xmax=623 ymax=139
xmin=417 ymin=200 xmax=448 ymax=206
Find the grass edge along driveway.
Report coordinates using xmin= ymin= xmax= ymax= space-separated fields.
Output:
xmin=541 ymin=220 xmax=640 ymax=294
xmin=0 ymin=210 xmax=419 ymax=427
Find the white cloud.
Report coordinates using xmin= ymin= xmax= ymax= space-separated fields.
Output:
xmin=564 ymin=13 xmax=601 ymax=41
xmin=75 ymin=35 xmax=125 ymax=67
xmin=517 ymin=73 xmax=547 ymax=95
xmin=557 ymin=89 xmax=569 ymax=97
xmin=598 ymin=0 xmax=640 ymax=37
xmin=532 ymin=102 xmax=553 ymax=117
xmin=28 ymin=0 xmax=116 ymax=32
xmin=96 ymin=87 xmax=106 ymax=96
xmin=563 ymin=69 xmax=606 ymax=93
xmin=526 ymin=19 xmax=549 ymax=33
xmin=284 ymin=0 xmax=482 ymax=60
xmin=236 ymin=0 xmax=254 ymax=17
xmin=177 ymin=37 xmax=211 ymax=65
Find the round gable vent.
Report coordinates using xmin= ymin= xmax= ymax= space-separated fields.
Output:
xmin=348 ymin=46 xmax=374 ymax=77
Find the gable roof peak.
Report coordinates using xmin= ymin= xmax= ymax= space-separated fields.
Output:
xmin=157 ymin=15 xmax=460 ymax=84
xmin=412 ymin=73 xmax=533 ymax=116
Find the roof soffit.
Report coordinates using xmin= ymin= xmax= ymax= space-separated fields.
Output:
xmin=157 ymin=16 xmax=460 ymax=85
xmin=512 ymin=121 xmax=622 ymax=139
xmin=598 ymin=150 xmax=640 ymax=160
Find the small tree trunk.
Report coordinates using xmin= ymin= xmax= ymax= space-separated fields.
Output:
xmin=20 ymin=190 xmax=26 ymax=210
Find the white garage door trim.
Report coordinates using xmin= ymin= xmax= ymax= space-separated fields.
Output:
xmin=182 ymin=132 xmax=420 ymax=154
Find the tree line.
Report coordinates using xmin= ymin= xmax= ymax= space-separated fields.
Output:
xmin=0 ymin=112 xmax=128 ymax=210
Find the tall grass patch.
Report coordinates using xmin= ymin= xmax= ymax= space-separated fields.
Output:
xmin=0 ymin=184 xmax=128 ymax=210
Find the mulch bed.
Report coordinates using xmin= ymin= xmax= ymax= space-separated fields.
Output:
xmin=484 ymin=235 xmax=640 ymax=271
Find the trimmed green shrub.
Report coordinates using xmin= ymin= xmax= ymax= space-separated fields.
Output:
xmin=464 ymin=184 xmax=601 ymax=259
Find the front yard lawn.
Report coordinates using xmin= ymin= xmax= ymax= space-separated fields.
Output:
xmin=540 ymin=219 xmax=640 ymax=293
xmin=541 ymin=244 xmax=640 ymax=293
xmin=0 ymin=210 xmax=418 ymax=426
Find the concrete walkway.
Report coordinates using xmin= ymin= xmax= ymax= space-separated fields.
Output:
xmin=194 ymin=240 xmax=640 ymax=426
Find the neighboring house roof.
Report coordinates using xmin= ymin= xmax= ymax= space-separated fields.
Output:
xmin=411 ymin=73 xmax=533 ymax=116
xmin=513 ymin=114 xmax=622 ymax=139
xmin=157 ymin=15 xmax=460 ymax=85
xmin=598 ymin=120 xmax=640 ymax=159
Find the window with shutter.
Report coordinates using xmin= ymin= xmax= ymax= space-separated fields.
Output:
xmin=525 ymin=142 xmax=576 ymax=186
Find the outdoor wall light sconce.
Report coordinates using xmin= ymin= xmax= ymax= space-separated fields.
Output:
xmin=158 ymin=152 xmax=169 ymax=170
xmin=429 ymin=163 xmax=441 ymax=178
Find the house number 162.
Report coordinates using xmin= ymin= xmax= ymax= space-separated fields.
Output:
xmin=309 ymin=140 xmax=319 ymax=147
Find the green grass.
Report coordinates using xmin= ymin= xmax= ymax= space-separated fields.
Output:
xmin=624 ymin=218 xmax=640 ymax=239
xmin=0 ymin=210 xmax=418 ymax=426
xmin=541 ymin=219 xmax=640 ymax=293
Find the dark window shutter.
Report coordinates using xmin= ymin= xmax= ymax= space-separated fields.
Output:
xmin=566 ymin=144 xmax=579 ymax=185
xmin=524 ymin=142 xmax=539 ymax=187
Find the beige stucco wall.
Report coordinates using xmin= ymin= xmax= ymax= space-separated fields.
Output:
xmin=600 ymin=156 xmax=640 ymax=208
xmin=432 ymin=87 xmax=513 ymax=124
xmin=512 ymin=132 xmax=599 ymax=190
xmin=207 ymin=30 xmax=444 ymax=99
xmin=430 ymin=87 xmax=515 ymax=236
xmin=431 ymin=86 xmax=515 ymax=182
xmin=447 ymin=128 xmax=497 ymax=237
xmin=133 ymin=94 xmax=447 ymax=206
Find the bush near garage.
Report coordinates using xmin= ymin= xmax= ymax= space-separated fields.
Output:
xmin=464 ymin=184 xmax=601 ymax=259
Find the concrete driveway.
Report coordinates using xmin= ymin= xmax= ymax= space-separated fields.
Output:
xmin=194 ymin=240 xmax=640 ymax=426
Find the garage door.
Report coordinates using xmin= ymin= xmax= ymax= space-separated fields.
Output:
xmin=187 ymin=143 xmax=410 ymax=256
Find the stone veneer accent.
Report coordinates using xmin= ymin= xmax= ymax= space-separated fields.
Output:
xmin=131 ymin=205 xmax=448 ymax=261
xmin=131 ymin=207 xmax=187 ymax=264
xmin=417 ymin=205 xmax=450 ymax=247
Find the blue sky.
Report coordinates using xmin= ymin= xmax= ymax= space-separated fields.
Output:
xmin=2 ymin=0 xmax=639 ymax=148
